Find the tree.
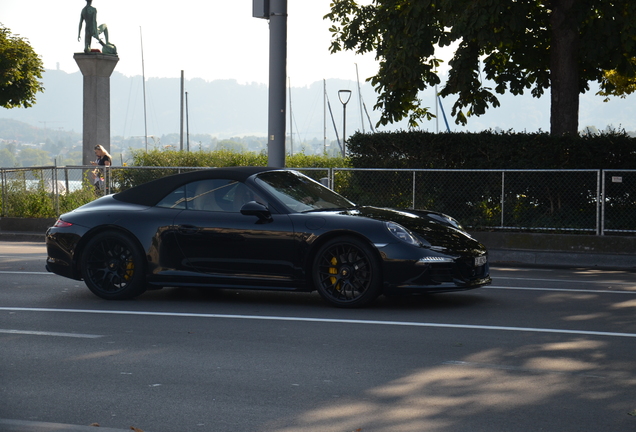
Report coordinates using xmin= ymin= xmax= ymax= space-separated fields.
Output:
xmin=18 ymin=148 xmax=51 ymax=167
xmin=0 ymin=24 xmax=45 ymax=109
xmin=0 ymin=148 xmax=18 ymax=167
xmin=326 ymin=0 xmax=636 ymax=135
xmin=597 ymin=58 xmax=636 ymax=101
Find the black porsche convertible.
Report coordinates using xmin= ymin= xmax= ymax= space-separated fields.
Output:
xmin=45 ymin=167 xmax=491 ymax=307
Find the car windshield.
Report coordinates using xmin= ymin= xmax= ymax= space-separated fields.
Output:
xmin=255 ymin=171 xmax=355 ymax=212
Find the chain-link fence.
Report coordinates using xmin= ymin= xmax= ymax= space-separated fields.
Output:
xmin=0 ymin=166 xmax=633 ymax=235
xmin=330 ymin=168 xmax=632 ymax=235
xmin=602 ymin=170 xmax=636 ymax=235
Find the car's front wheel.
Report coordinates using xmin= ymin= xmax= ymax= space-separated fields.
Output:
xmin=80 ymin=231 xmax=147 ymax=300
xmin=312 ymin=236 xmax=382 ymax=307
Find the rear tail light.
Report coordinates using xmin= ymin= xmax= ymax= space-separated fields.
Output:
xmin=53 ymin=219 xmax=73 ymax=228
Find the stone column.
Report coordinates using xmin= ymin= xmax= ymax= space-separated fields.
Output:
xmin=73 ymin=53 xmax=119 ymax=165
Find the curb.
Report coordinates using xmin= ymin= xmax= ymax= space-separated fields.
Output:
xmin=0 ymin=231 xmax=45 ymax=242
xmin=0 ymin=418 xmax=147 ymax=432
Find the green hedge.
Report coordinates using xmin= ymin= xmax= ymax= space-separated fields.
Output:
xmin=130 ymin=149 xmax=348 ymax=169
xmin=108 ymin=150 xmax=349 ymax=193
xmin=346 ymin=130 xmax=636 ymax=169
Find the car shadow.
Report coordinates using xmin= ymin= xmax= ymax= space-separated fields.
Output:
xmin=137 ymin=286 xmax=491 ymax=311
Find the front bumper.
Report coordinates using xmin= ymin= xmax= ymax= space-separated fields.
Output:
xmin=379 ymin=244 xmax=491 ymax=293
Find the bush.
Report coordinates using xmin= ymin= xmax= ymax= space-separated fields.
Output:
xmin=346 ymin=129 xmax=636 ymax=169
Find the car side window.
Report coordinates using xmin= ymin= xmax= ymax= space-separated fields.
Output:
xmin=156 ymin=186 xmax=187 ymax=209
xmin=188 ymin=179 xmax=264 ymax=212
xmin=156 ymin=179 xmax=264 ymax=212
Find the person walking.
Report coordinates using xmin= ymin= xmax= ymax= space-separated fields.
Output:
xmin=90 ymin=145 xmax=112 ymax=194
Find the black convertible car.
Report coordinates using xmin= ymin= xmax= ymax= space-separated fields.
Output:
xmin=46 ymin=167 xmax=490 ymax=307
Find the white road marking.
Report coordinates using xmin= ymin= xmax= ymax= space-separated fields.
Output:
xmin=487 ymin=285 xmax=636 ymax=294
xmin=1 ymin=307 xmax=635 ymax=339
xmin=493 ymin=276 xmax=636 ymax=286
xmin=0 ymin=329 xmax=103 ymax=338
xmin=0 ymin=271 xmax=52 ymax=275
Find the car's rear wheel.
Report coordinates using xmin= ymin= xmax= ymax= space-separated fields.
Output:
xmin=312 ymin=236 xmax=382 ymax=307
xmin=80 ymin=231 xmax=147 ymax=300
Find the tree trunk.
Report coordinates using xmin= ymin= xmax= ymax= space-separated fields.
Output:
xmin=550 ymin=0 xmax=579 ymax=136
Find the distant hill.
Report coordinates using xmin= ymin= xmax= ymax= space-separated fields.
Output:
xmin=1 ymin=68 xmax=635 ymax=142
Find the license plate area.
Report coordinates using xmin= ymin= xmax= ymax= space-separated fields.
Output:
xmin=474 ymin=255 xmax=487 ymax=267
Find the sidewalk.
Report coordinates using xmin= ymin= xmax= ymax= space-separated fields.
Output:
xmin=471 ymin=231 xmax=636 ymax=270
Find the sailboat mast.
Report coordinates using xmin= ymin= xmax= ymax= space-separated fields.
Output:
xmin=323 ymin=79 xmax=327 ymax=153
xmin=355 ymin=64 xmax=365 ymax=133
xmin=180 ymin=70 xmax=184 ymax=151
xmin=140 ymin=27 xmax=148 ymax=152
xmin=288 ymin=77 xmax=293 ymax=156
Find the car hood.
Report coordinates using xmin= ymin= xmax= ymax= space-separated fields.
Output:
xmin=314 ymin=206 xmax=484 ymax=253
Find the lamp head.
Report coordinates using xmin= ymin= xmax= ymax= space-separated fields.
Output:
xmin=338 ymin=89 xmax=352 ymax=105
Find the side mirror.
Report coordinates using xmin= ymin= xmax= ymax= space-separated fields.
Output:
xmin=240 ymin=201 xmax=272 ymax=222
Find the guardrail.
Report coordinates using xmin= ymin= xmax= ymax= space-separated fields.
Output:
xmin=1 ymin=166 xmax=633 ymax=235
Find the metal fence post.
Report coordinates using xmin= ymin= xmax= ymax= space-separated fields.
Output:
xmin=53 ymin=165 xmax=59 ymax=217
xmin=600 ymin=170 xmax=606 ymax=236
xmin=1 ymin=169 xmax=5 ymax=217
xmin=500 ymin=171 xmax=505 ymax=228
xmin=597 ymin=170 xmax=602 ymax=236
xmin=412 ymin=171 xmax=416 ymax=209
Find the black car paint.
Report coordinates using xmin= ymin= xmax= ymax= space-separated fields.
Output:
xmin=46 ymin=167 xmax=491 ymax=302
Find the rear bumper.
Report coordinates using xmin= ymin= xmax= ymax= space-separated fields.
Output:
xmin=45 ymin=228 xmax=83 ymax=280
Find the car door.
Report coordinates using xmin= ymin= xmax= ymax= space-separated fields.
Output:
xmin=172 ymin=179 xmax=300 ymax=287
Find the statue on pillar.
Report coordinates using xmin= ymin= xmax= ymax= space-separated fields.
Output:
xmin=78 ymin=0 xmax=117 ymax=55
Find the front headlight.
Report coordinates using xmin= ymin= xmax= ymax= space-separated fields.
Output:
xmin=386 ymin=222 xmax=420 ymax=246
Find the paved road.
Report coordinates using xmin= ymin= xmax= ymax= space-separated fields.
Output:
xmin=1 ymin=242 xmax=636 ymax=432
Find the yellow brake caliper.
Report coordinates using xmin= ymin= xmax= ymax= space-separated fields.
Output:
xmin=124 ymin=259 xmax=135 ymax=281
xmin=329 ymin=257 xmax=340 ymax=290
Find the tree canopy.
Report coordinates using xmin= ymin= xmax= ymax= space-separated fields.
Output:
xmin=326 ymin=0 xmax=636 ymax=135
xmin=597 ymin=58 xmax=636 ymax=101
xmin=0 ymin=24 xmax=44 ymax=109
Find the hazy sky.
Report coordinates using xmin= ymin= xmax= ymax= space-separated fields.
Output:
xmin=0 ymin=0 xmax=380 ymax=87
xmin=2 ymin=0 xmax=634 ymax=133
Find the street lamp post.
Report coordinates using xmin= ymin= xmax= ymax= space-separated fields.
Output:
xmin=338 ymin=89 xmax=352 ymax=158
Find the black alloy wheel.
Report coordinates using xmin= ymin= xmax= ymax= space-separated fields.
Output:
xmin=80 ymin=231 xmax=147 ymax=300
xmin=313 ymin=236 xmax=381 ymax=307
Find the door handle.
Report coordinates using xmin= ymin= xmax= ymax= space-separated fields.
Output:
xmin=177 ymin=224 xmax=200 ymax=235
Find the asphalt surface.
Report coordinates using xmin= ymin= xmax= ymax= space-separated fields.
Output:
xmin=2 ymin=241 xmax=636 ymax=431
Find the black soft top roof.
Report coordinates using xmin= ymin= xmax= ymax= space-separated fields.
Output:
xmin=114 ymin=166 xmax=277 ymax=207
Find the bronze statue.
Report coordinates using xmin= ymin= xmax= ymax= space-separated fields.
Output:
xmin=78 ymin=0 xmax=116 ymax=55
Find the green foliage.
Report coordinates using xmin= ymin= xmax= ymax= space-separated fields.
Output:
xmin=104 ymin=149 xmax=349 ymax=192
xmin=216 ymin=139 xmax=247 ymax=152
xmin=17 ymin=148 xmax=52 ymax=167
xmin=0 ymin=172 xmax=54 ymax=218
xmin=131 ymin=148 xmax=268 ymax=168
xmin=326 ymin=0 xmax=636 ymax=135
xmin=130 ymin=148 xmax=347 ymax=170
xmin=598 ymin=58 xmax=636 ymax=101
xmin=5 ymin=188 xmax=55 ymax=218
xmin=0 ymin=24 xmax=45 ymax=109
xmin=0 ymin=169 xmax=99 ymax=218
xmin=58 ymin=186 xmax=98 ymax=214
xmin=334 ymin=130 xmax=635 ymax=231
xmin=346 ymin=130 xmax=636 ymax=169
xmin=0 ymin=148 xmax=18 ymax=167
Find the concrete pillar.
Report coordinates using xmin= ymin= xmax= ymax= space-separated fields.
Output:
xmin=267 ymin=0 xmax=287 ymax=168
xmin=73 ymin=53 xmax=119 ymax=165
